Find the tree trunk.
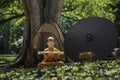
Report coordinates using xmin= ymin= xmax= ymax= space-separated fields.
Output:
xmin=4 ymin=0 xmax=64 ymax=68
xmin=2 ymin=24 xmax=10 ymax=54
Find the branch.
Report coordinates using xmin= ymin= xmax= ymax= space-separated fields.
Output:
xmin=0 ymin=13 xmax=24 ymax=24
xmin=62 ymin=15 xmax=79 ymax=21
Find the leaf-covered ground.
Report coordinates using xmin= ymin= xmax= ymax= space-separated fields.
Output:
xmin=0 ymin=60 xmax=120 ymax=80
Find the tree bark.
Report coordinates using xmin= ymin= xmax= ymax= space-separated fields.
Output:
xmin=4 ymin=0 xmax=64 ymax=68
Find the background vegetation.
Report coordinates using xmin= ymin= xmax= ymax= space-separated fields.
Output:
xmin=0 ymin=0 xmax=120 ymax=54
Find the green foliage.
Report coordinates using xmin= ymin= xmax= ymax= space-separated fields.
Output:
xmin=0 ymin=0 xmax=23 ymax=20
xmin=0 ymin=0 xmax=24 ymax=53
xmin=63 ymin=0 xmax=118 ymax=21
xmin=61 ymin=16 xmax=76 ymax=33
xmin=0 ymin=60 xmax=120 ymax=80
xmin=9 ymin=18 xmax=24 ymax=44
xmin=61 ymin=0 xmax=120 ymax=32
xmin=0 ymin=0 xmax=120 ymax=52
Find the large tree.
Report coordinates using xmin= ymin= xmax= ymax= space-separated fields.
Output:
xmin=4 ymin=0 xmax=65 ymax=68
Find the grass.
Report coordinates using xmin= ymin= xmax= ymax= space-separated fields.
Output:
xmin=0 ymin=56 xmax=16 ymax=64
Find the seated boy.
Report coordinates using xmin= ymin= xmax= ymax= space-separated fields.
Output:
xmin=38 ymin=37 xmax=64 ymax=68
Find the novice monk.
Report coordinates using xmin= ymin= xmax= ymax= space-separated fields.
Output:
xmin=38 ymin=37 xmax=64 ymax=68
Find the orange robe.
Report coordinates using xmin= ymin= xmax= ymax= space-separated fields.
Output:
xmin=43 ymin=47 xmax=61 ymax=62
xmin=38 ymin=47 xmax=64 ymax=68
